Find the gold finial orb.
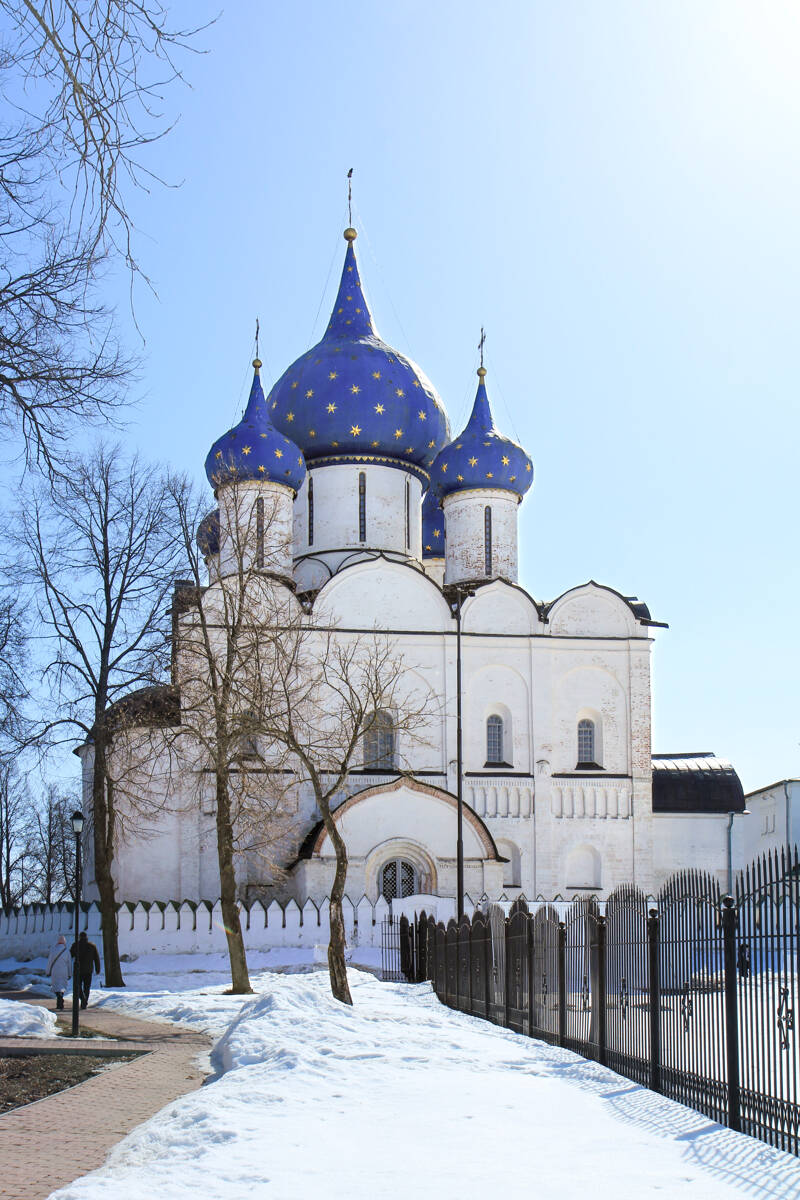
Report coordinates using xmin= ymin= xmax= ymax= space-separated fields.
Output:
xmin=477 ymin=366 xmax=487 ymax=378
xmin=253 ymin=357 xmax=262 ymax=370
xmin=343 ymin=227 xmax=358 ymax=242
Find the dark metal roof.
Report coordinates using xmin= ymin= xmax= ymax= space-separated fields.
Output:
xmin=652 ymin=752 xmax=745 ymax=814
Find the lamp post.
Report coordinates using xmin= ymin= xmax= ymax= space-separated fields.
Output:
xmin=451 ymin=585 xmax=474 ymax=921
xmin=71 ymin=810 xmax=84 ymax=1037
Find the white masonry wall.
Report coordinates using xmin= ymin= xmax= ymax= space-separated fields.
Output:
xmin=443 ymin=488 xmax=519 ymax=585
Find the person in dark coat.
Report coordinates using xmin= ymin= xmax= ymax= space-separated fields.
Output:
xmin=70 ymin=931 xmax=102 ymax=1008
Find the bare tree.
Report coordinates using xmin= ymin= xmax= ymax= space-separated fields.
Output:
xmin=169 ymin=475 xmax=431 ymax=1004
xmin=166 ymin=478 xmax=300 ymax=994
xmin=259 ymin=627 xmax=430 ymax=1005
xmin=0 ymin=1 xmax=205 ymax=470
xmin=17 ymin=444 xmax=188 ymax=983
xmin=0 ymin=764 xmax=29 ymax=906
xmin=24 ymin=782 xmax=77 ymax=903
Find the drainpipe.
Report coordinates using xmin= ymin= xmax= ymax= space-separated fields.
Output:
xmin=785 ymin=780 xmax=792 ymax=848
xmin=726 ymin=812 xmax=735 ymax=895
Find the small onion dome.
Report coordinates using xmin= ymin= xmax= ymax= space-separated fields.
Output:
xmin=196 ymin=508 xmax=220 ymax=558
xmin=421 ymin=489 xmax=445 ymax=559
xmin=266 ymin=230 xmax=449 ymax=484
xmin=430 ymin=368 xmax=533 ymax=499
xmin=205 ymin=360 xmax=306 ymax=493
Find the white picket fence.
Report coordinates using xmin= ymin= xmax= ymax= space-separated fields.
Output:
xmin=0 ymin=895 xmax=395 ymax=960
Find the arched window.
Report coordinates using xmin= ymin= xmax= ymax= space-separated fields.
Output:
xmin=255 ymin=496 xmax=264 ymax=569
xmin=358 ymin=472 xmax=366 ymax=542
xmin=577 ymin=719 xmax=596 ymax=765
xmin=307 ymin=475 xmax=314 ymax=546
xmin=486 ymin=714 xmax=504 ymax=764
xmin=381 ymin=859 xmax=417 ymax=902
xmin=484 ymin=505 xmax=492 ymax=576
xmin=364 ymin=709 xmax=395 ymax=770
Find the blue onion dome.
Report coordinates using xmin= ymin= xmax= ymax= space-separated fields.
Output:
xmin=421 ymin=489 xmax=445 ymax=559
xmin=196 ymin=508 xmax=220 ymax=558
xmin=205 ymin=359 xmax=306 ymax=493
xmin=430 ymin=367 xmax=533 ymax=499
xmin=266 ymin=229 xmax=450 ymax=484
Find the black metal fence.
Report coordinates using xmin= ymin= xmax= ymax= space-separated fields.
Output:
xmin=384 ymin=847 xmax=800 ymax=1158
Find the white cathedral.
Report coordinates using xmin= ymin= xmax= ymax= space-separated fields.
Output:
xmin=81 ymin=224 xmax=745 ymax=908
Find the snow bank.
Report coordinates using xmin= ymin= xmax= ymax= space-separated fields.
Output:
xmin=47 ymin=968 xmax=800 ymax=1200
xmin=0 ymin=997 xmax=58 ymax=1039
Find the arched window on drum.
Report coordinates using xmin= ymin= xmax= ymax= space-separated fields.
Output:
xmin=381 ymin=859 xmax=418 ymax=903
xmin=363 ymin=709 xmax=395 ymax=770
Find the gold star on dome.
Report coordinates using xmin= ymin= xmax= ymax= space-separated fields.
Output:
xmin=291 ymin=381 xmax=298 ymax=390
xmin=242 ymin=445 xmax=251 ymax=455
xmin=457 ymin=474 xmax=464 ymax=482
xmin=260 ymin=433 xmax=267 ymax=438
xmin=329 ymin=371 xmax=338 ymax=381
xmin=332 ymin=440 xmax=339 ymax=447
xmin=441 ymin=462 xmax=448 ymax=473
xmin=433 ymin=529 xmax=441 ymax=538
xmin=413 ymin=380 xmax=420 ymax=388
xmin=355 ymin=308 xmax=362 ymax=314
xmin=286 ymin=412 xmax=295 ymax=422
xmin=396 ymin=388 xmax=405 ymax=398
xmin=346 ymin=319 xmax=352 ymax=325
xmin=372 ymin=371 xmax=381 ymax=380
xmin=374 ymin=404 xmax=385 ymax=414
xmin=502 ymin=455 xmax=509 ymax=465
xmin=510 ymin=475 xmax=516 ymax=482
xmin=337 ymin=307 xmax=343 ymax=314
xmin=425 ymin=544 xmax=432 ymax=552
xmin=394 ymin=428 xmax=403 ymax=439
xmin=309 ymin=429 xmax=316 ymax=437
xmin=526 ymin=463 xmax=532 ymax=472
xmin=428 ymin=439 xmax=435 ymax=448
xmin=350 ymin=384 xmax=360 ymax=395
xmin=305 ymin=389 xmax=314 ymax=399
xmin=347 ymin=265 xmax=353 ymax=273
xmin=371 ymin=440 xmax=379 ymax=447
xmin=346 ymin=295 xmax=352 ymax=301
xmin=418 ymin=410 xmax=426 ymax=420
xmin=468 ymin=456 xmax=478 ymax=467
xmin=327 ymin=403 xmax=336 ymax=414
xmin=483 ymin=441 xmax=490 ymax=447
xmin=350 ymin=424 xmax=362 ymax=436
xmin=405 ymin=446 xmax=414 ymax=454
xmin=271 ymin=401 xmax=277 ymax=409
xmin=258 ymin=465 xmax=266 ymax=473
xmin=486 ymin=471 xmax=493 ymax=478
xmin=215 ymin=451 xmax=222 ymax=460
xmin=298 ymin=456 xmax=303 ymax=465
xmin=274 ymin=448 xmax=283 ymax=459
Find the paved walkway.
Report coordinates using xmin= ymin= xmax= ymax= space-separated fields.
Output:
xmin=0 ymin=991 xmax=211 ymax=1200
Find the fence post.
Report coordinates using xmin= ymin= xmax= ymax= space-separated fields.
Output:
xmin=503 ymin=917 xmax=510 ymax=1028
xmin=647 ymin=907 xmax=661 ymax=1094
xmin=722 ymin=895 xmax=742 ymax=1132
xmin=527 ymin=916 xmax=535 ymax=1038
xmin=399 ymin=915 xmax=412 ymax=981
xmin=558 ymin=920 xmax=567 ymax=1047
xmin=596 ymin=914 xmax=607 ymax=1067
xmin=484 ymin=916 xmax=492 ymax=1023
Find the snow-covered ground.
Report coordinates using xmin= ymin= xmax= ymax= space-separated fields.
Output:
xmin=2 ymin=951 xmax=799 ymax=1197
xmin=0 ymin=996 xmax=59 ymax=1039
xmin=0 ymin=954 xmax=779 ymax=1199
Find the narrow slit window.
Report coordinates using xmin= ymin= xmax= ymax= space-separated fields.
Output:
xmin=577 ymin=719 xmax=595 ymax=764
xmin=255 ymin=496 xmax=264 ymax=569
xmin=308 ymin=476 xmax=314 ymax=546
xmin=359 ymin=472 xmax=366 ymax=542
xmin=405 ymin=480 xmax=411 ymax=550
xmin=484 ymin=506 xmax=492 ymax=576
xmin=486 ymin=715 xmax=504 ymax=763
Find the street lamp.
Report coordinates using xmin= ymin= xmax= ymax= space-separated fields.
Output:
xmin=450 ymin=585 xmax=474 ymax=921
xmin=71 ymin=810 xmax=84 ymax=1037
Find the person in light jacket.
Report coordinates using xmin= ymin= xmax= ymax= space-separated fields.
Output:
xmin=46 ymin=935 xmax=72 ymax=1010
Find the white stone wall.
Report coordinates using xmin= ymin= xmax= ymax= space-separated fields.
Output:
xmin=293 ymin=464 xmax=423 ymax=591
xmin=735 ymin=780 xmax=800 ymax=865
xmin=443 ymin=488 xmax=519 ymax=585
xmin=218 ymin=480 xmax=294 ymax=578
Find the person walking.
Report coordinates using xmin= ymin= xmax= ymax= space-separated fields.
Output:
xmin=46 ymin=935 xmax=72 ymax=1011
xmin=70 ymin=930 xmax=101 ymax=1009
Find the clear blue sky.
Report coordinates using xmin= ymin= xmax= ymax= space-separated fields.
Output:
xmin=106 ymin=0 xmax=798 ymax=793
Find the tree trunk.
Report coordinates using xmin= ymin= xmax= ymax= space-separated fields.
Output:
xmin=322 ymin=799 xmax=352 ymax=1006
xmin=91 ymin=737 xmax=125 ymax=987
xmin=215 ymin=772 xmax=252 ymax=994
